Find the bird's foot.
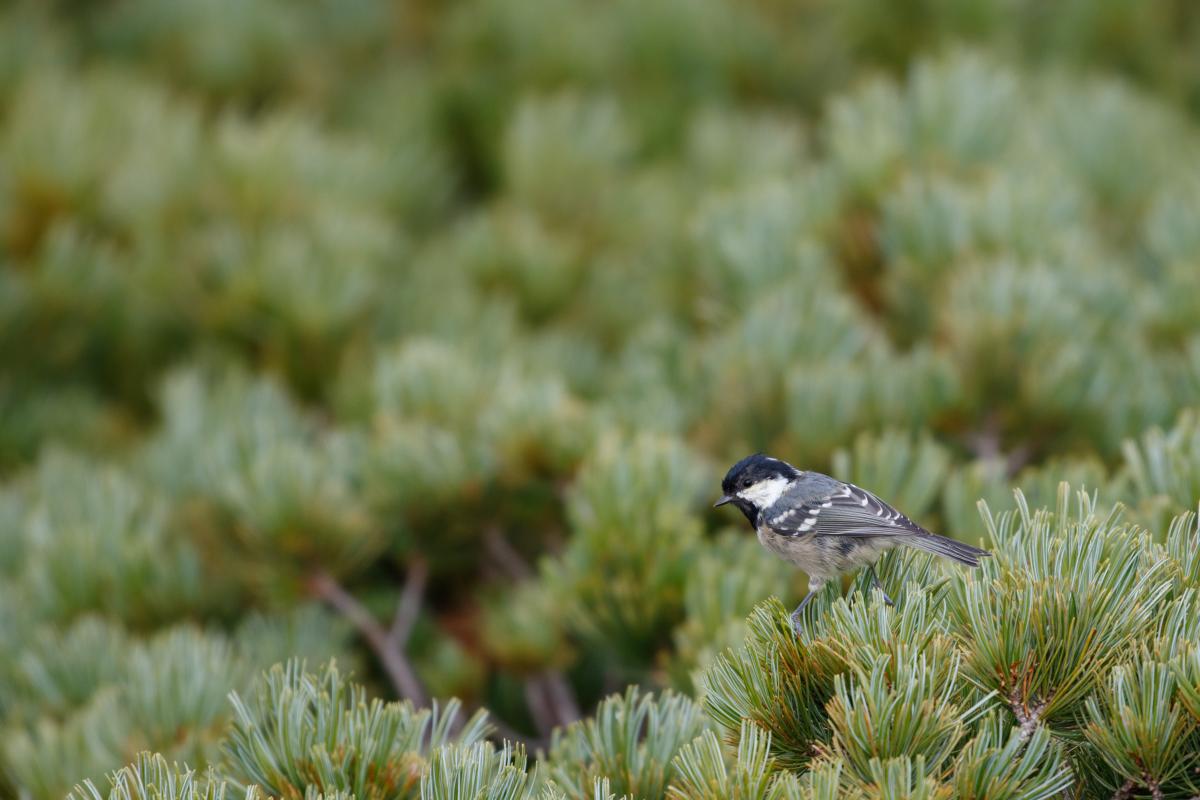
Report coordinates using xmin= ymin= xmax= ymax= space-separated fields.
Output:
xmin=868 ymin=566 xmax=895 ymax=607
xmin=790 ymin=590 xmax=817 ymax=635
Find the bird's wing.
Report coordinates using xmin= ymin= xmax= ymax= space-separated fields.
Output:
xmin=765 ymin=482 xmax=931 ymax=538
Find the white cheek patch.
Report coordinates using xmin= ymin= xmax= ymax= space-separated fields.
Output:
xmin=738 ymin=476 xmax=789 ymax=507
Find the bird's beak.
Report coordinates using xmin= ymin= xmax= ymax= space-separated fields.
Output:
xmin=714 ymin=495 xmax=734 ymax=508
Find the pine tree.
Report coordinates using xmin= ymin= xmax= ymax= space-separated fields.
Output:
xmin=3 ymin=2 xmax=1200 ymax=797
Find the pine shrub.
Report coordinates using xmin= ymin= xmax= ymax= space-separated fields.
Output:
xmin=2 ymin=2 xmax=1200 ymax=798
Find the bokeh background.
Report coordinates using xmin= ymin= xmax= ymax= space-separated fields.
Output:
xmin=2 ymin=1 xmax=1200 ymax=796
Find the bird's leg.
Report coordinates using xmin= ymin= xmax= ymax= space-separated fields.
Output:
xmin=867 ymin=564 xmax=895 ymax=607
xmin=789 ymin=591 xmax=815 ymax=633
xmin=790 ymin=579 xmax=824 ymax=634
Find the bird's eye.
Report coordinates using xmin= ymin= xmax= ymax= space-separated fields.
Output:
xmin=740 ymin=478 xmax=752 ymax=488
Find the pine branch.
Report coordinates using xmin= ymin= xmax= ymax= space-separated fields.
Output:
xmin=1111 ymin=778 xmax=1135 ymax=800
xmin=965 ymin=416 xmax=1032 ymax=477
xmin=309 ymin=568 xmax=428 ymax=707
xmin=545 ymin=687 xmax=709 ymax=800
xmin=224 ymin=660 xmax=489 ymax=798
xmin=1008 ymin=684 xmax=1049 ymax=742
xmin=388 ymin=558 xmax=429 ymax=647
xmin=485 ymin=525 xmax=534 ymax=580
xmin=421 ymin=741 xmax=545 ymax=800
xmin=950 ymin=711 xmax=1071 ymax=799
xmin=477 ymin=526 xmax=580 ymax=739
xmin=69 ymin=752 xmax=262 ymax=800
xmin=524 ymin=670 xmax=581 ymax=737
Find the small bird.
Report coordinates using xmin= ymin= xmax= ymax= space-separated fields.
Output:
xmin=715 ymin=453 xmax=989 ymax=630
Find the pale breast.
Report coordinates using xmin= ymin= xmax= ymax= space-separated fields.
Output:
xmin=755 ymin=524 xmax=898 ymax=583
xmin=756 ymin=524 xmax=840 ymax=580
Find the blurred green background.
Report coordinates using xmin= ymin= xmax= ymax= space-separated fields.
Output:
xmin=2 ymin=0 xmax=1200 ymax=796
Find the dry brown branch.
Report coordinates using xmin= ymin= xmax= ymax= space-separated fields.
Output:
xmin=310 ymin=567 xmax=429 ymax=708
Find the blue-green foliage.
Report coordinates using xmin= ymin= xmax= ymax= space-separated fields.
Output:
xmin=2 ymin=1 xmax=1200 ymax=798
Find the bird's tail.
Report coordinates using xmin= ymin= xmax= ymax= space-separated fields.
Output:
xmin=900 ymin=533 xmax=991 ymax=567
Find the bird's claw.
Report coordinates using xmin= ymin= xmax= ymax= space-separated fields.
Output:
xmin=790 ymin=590 xmax=817 ymax=635
xmin=868 ymin=566 xmax=895 ymax=607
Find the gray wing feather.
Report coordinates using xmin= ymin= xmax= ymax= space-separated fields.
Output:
xmin=766 ymin=477 xmax=930 ymax=538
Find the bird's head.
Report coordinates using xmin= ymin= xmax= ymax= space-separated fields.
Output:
xmin=715 ymin=453 xmax=801 ymax=524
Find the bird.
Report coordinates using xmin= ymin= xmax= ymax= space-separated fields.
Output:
xmin=714 ymin=453 xmax=989 ymax=630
